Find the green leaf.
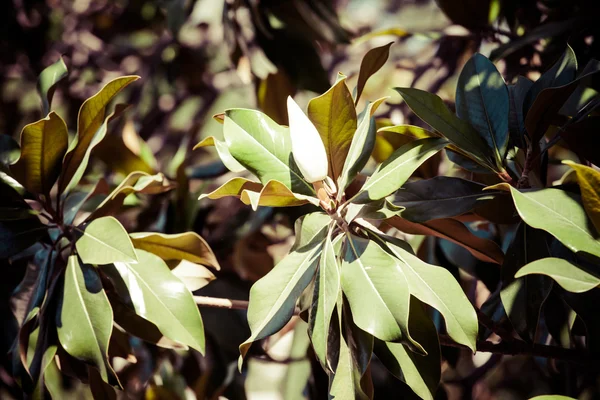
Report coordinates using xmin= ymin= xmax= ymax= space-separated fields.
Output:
xmin=353 ymin=138 xmax=447 ymax=203
xmin=341 ymin=234 xmax=424 ymax=351
xmin=11 ymin=112 xmax=68 ymax=196
xmin=393 ymin=176 xmax=502 ymax=223
xmin=59 ymin=76 xmax=139 ymax=195
xmin=308 ymin=233 xmax=340 ymax=371
xmin=37 ymin=57 xmax=68 ymax=115
xmin=85 ymin=172 xmax=172 ymax=221
xmin=129 ymin=231 xmax=220 ymax=270
xmin=337 ymin=98 xmax=386 ymax=195
xmin=239 ymin=235 xmax=324 ymax=368
xmin=374 ymin=297 xmax=441 ymax=400
xmin=499 ymin=184 xmax=600 ymax=258
xmin=291 ymin=211 xmax=331 ymax=251
xmin=193 ymin=136 xmax=245 ymax=173
xmin=515 ymin=257 xmax=600 ymax=293
xmin=394 ymin=88 xmax=497 ymax=171
xmin=169 ymin=260 xmax=215 ymax=291
xmin=0 ymin=133 xmax=20 ymax=166
xmin=529 ymin=396 xmax=576 ymax=400
xmin=564 ymin=161 xmax=600 ymax=234
xmin=199 ymin=177 xmax=262 ymax=200
xmin=223 ymin=109 xmax=313 ymax=195
xmin=113 ymin=249 xmax=205 ymax=352
xmin=76 ymin=216 xmax=138 ymax=265
xmin=381 ymin=236 xmax=478 ymax=350
xmin=523 ymin=45 xmax=577 ymax=114
xmin=354 ymin=42 xmax=394 ymax=105
xmin=239 ymin=180 xmax=319 ymax=210
xmin=456 ymin=53 xmax=509 ymax=167
xmin=344 ymin=199 xmax=404 ymax=223
xmin=57 ymin=256 xmax=115 ymax=383
xmin=0 ymin=218 xmax=47 ymax=258
xmin=508 ymin=76 xmax=533 ymax=148
xmin=307 ymin=77 xmax=357 ymax=180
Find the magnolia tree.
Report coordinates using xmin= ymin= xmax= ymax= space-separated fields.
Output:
xmin=3 ymin=42 xmax=600 ymax=399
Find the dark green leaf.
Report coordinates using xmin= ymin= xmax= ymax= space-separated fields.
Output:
xmin=508 ymin=76 xmax=533 ymax=148
xmin=0 ymin=218 xmax=46 ymax=258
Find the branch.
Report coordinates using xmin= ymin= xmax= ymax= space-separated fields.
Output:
xmin=195 ymin=297 xmax=600 ymax=363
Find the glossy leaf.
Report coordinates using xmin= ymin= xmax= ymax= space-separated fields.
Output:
xmin=353 ymin=138 xmax=447 ymax=203
xmin=193 ymin=136 xmax=245 ymax=172
xmin=456 ymin=53 xmax=509 ymax=166
xmin=239 ymin=179 xmax=319 ymax=210
xmin=85 ymin=172 xmax=173 ymax=221
xmin=387 ymin=216 xmax=505 ymax=264
xmin=307 ymin=77 xmax=357 ymax=180
xmin=508 ymin=76 xmax=533 ymax=148
xmin=564 ymin=161 xmax=600 ymax=233
xmin=355 ymin=42 xmax=394 ymax=105
xmin=223 ymin=109 xmax=313 ymax=195
xmin=37 ymin=57 xmax=68 ymax=115
xmin=129 ymin=231 xmax=219 ymax=270
xmin=394 ymin=88 xmax=496 ymax=171
xmin=76 ymin=216 xmax=138 ymax=265
xmin=498 ymin=184 xmax=600 ymax=258
xmin=337 ymin=98 xmax=386 ymax=195
xmin=199 ymin=177 xmax=262 ymax=201
xmin=59 ymin=76 xmax=139 ymax=195
xmin=309 ymin=233 xmax=340 ymax=370
xmin=239 ymin=235 xmax=324 ymax=368
xmin=394 ymin=176 xmax=502 ymax=223
xmin=291 ymin=211 xmax=331 ymax=251
xmin=344 ymin=199 xmax=404 ymax=223
xmin=382 ymin=236 xmax=478 ymax=350
xmin=57 ymin=256 xmax=115 ymax=382
xmin=341 ymin=234 xmax=423 ymax=351
xmin=11 ymin=112 xmax=68 ymax=195
xmin=515 ymin=257 xmax=600 ymax=293
xmin=113 ymin=249 xmax=205 ymax=352
xmin=374 ymin=298 xmax=441 ymax=400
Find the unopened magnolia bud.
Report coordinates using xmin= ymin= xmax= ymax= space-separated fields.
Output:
xmin=287 ymin=96 xmax=328 ymax=183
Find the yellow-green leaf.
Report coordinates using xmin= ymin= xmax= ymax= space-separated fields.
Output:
xmin=199 ymin=177 xmax=263 ymax=201
xmin=11 ymin=112 xmax=68 ymax=195
xmin=308 ymin=77 xmax=357 ymax=180
xmin=515 ymin=257 xmax=600 ymax=293
xmin=76 ymin=216 xmax=138 ymax=265
xmin=239 ymin=180 xmax=319 ymax=210
xmin=129 ymin=231 xmax=220 ymax=270
xmin=564 ymin=160 xmax=600 ymax=233
xmin=37 ymin=57 xmax=68 ymax=115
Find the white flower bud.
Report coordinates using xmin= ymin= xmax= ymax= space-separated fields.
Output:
xmin=287 ymin=96 xmax=328 ymax=183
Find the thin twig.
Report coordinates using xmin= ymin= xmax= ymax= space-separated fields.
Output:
xmin=193 ymin=296 xmax=250 ymax=310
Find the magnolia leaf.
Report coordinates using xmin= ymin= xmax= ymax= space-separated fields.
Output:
xmin=0 ymin=134 xmax=20 ymax=166
xmin=307 ymin=77 xmax=357 ymax=180
xmin=37 ymin=57 xmax=68 ymax=115
xmin=355 ymin=42 xmax=394 ymax=105
xmin=239 ymin=235 xmax=324 ymax=369
xmin=170 ymin=260 xmax=216 ymax=291
xmin=129 ymin=231 xmax=220 ymax=270
xmin=508 ymin=76 xmax=534 ymax=148
xmin=113 ymin=249 xmax=205 ymax=352
xmin=394 ymin=176 xmax=503 ymax=223
xmin=341 ymin=234 xmax=424 ymax=351
xmin=85 ymin=172 xmax=173 ymax=221
xmin=88 ymin=365 xmax=117 ymax=400
xmin=456 ymin=53 xmax=509 ymax=167
xmin=497 ymin=184 xmax=600 ymax=258
xmin=394 ymin=88 xmax=496 ymax=171
xmin=515 ymin=257 xmax=600 ymax=293
xmin=381 ymin=236 xmax=478 ymax=350
xmin=57 ymin=256 xmax=115 ymax=383
xmin=353 ymin=138 xmax=447 ymax=203
xmin=564 ymin=161 xmax=600 ymax=234
xmin=59 ymin=76 xmax=139 ymax=195
xmin=223 ymin=109 xmax=313 ymax=195
xmin=76 ymin=216 xmax=138 ymax=265
xmin=374 ymin=297 xmax=441 ymax=400
xmin=344 ymin=199 xmax=404 ymax=224
xmin=193 ymin=136 xmax=245 ymax=173
xmin=387 ymin=216 xmax=505 ymax=264
xmin=199 ymin=177 xmax=262 ymax=201
xmin=257 ymin=69 xmax=295 ymax=125
xmin=94 ymin=134 xmax=155 ymax=175
xmin=309 ymin=233 xmax=340 ymax=371
xmin=291 ymin=211 xmax=331 ymax=251
xmin=0 ymin=218 xmax=47 ymax=258
xmin=63 ymin=178 xmax=110 ymax=225
xmin=529 ymin=396 xmax=576 ymax=400
xmin=337 ymin=98 xmax=387 ymax=196
xmin=240 ymin=179 xmax=319 ymax=210
xmin=11 ymin=112 xmax=68 ymax=196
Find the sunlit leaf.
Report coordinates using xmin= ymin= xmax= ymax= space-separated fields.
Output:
xmin=170 ymin=260 xmax=216 ymax=291
xmin=354 ymin=42 xmax=394 ymax=105
xmin=11 ymin=112 xmax=68 ymax=196
xmin=291 ymin=211 xmax=331 ymax=251
xmin=515 ymin=257 xmax=600 ymax=293
xmin=59 ymin=76 xmax=139 ymax=195
xmin=456 ymin=53 xmax=509 ymax=167
xmin=193 ymin=136 xmax=245 ymax=173
xmin=113 ymin=249 xmax=205 ymax=352
xmin=564 ymin=161 xmax=600 ymax=234
xmin=308 ymin=76 xmax=357 ymax=180
xmin=353 ymin=138 xmax=447 ymax=203
xmin=57 ymin=256 xmax=115 ymax=383
xmin=76 ymin=216 xmax=138 ymax=265
xmin=37 ymin=57 xmax=68 ymax=115
xmin=129 ymin=231 xmax=220 ymax=270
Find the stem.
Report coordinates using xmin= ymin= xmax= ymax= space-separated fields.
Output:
xmin=195 ymin=296 xmax=600 ymax=363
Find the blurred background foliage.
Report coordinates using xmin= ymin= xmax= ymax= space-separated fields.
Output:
xmin=1 ymin=0 xmax=600 ymax=398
